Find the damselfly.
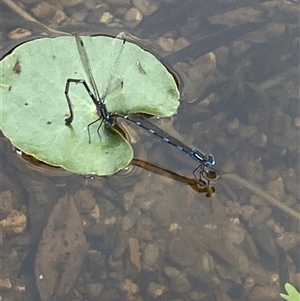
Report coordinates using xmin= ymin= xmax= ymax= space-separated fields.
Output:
xmin=64 ymin=32 xmax=126 ymax=143
xmin=64 ymin=33 xmax=217 ymax=187
xmin=114 ymin=113 xmax=218 ymax=187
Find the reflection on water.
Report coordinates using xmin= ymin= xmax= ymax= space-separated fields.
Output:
xmin=0 ymin=0 xmax=299 ymax=301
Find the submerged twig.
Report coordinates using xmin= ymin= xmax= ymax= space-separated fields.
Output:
xmin=1 ymin=0 xmax=69 ymax=36
xmin=222 ymin=173 xmax=300 ymax=221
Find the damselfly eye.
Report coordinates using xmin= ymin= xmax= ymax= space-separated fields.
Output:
xmin=207 ymin=154 xmax=215 ymax=166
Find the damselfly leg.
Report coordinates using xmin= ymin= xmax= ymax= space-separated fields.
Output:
xmin=65 ymin=78 xmax=97 ymax=125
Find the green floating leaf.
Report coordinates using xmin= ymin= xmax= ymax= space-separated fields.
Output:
xmin=0 ymin=35 xmax=180 ymax=175
xmin=280 ymin=283 xmax=300 ymax=301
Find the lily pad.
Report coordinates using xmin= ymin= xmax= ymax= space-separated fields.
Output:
xmin=0 ymin=35 xmax=180 ymax=175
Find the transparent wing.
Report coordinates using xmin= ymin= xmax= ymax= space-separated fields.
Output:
xmin=75 ymin=35 xmax=101 ymax=101
xmin=101 ymin=32 xmax=126 ymax=99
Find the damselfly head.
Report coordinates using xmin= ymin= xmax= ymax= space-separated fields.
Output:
xmin=207 ymin=154 xmax=215 ymax=166
xmin=205 ymin=186 xmax=215 ymax=198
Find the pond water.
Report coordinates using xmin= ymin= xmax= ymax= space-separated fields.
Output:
xmin=0 ymin=0 xmax=299 ymax=300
